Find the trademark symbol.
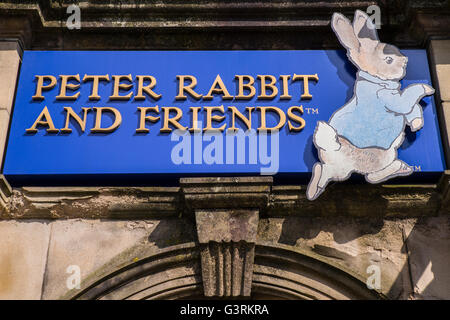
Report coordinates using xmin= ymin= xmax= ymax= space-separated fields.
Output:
xmin=305 ymin=107 xmax=319 ymax=115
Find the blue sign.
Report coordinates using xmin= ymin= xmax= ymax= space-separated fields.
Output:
xmin=3 ymin=50 xmax=445 ymax=185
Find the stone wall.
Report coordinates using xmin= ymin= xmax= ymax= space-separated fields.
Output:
xmin=1 ymin=214 xmax=449 ymax=299
xmin=0 ymin=178 xmax=449 ymax=299
xmin=0 ymin=0 xmax=449 ymax=300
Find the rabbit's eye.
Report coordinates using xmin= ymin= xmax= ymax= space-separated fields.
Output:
xmin=385 ymin=56 xmax=394 ymax=64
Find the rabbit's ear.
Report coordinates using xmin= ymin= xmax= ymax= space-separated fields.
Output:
xmin=331 ymin=13 xmax=360 ymax=51
xmin=353 ymin=10 xmax=379 ymax=50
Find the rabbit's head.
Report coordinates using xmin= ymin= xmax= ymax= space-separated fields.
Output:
xmin=332 ymin=10 xmax=407 ymax=81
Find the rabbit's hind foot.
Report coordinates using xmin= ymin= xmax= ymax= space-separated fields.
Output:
xmin=366 ymin=160 xmax=413 ymax=184
xmin=306 ymin=163 xmax=325 ymax=201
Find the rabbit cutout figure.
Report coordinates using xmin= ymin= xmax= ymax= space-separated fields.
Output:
xmin=306 ymin=10 xmax=435 ymax=201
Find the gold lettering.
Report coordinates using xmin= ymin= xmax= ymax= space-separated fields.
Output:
xmin=235 ymin=75 xmax=256 ymax=100
xmin=204 ymin=105 xmax=226 ymax=132
xmin=227 ymin=106 xmax=253 ymax=132
xmin=189 ymin=107 xmax=202 ymax=132
xmin=279 ymin=75 xmax=292 ymax=100
xmin=55 ymin=74 xmax=81 ymax=100
xmin=136 ymin=106 xmax=160 ymax=133
xmin=203 ymin=75 xmax=233 ymax=100
xmin=91 ymin=107 xmax=122 ymax=133
xmin=32 ymin=75 xmax=57 ymax=100
xmin=287 ymin=106 xmax=305 ymax=131
xmin=83 ymin=75 xmax=110 ymax=100
xmin=135 ymin=76 xmax=162 ymax=101
xmin=257 ymin=106 xmax=286 ymax=131
xmin=61 ymin=107 xmax=91 ymax=133
xmin=176 ymin=75 xmax=202 ymax=100
xmin=292 ymin=74 xmax=319 ymax=99
xmin=25 ymin=106 xmax=59 ymax=133
xmin=160 ymin=107 xmax=187 ymax=133
xmin=257 ymin=75 xmax=278 ymax=100
xmin=110 ymin=74 xmax=133 ymax=100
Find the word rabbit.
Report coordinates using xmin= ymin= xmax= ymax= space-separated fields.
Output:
xmin=306 ymin=10 xmax=435 ymax=200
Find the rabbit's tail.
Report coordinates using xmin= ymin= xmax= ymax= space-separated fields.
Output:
xmin=313 ymin=121 xmax=341 ymax=151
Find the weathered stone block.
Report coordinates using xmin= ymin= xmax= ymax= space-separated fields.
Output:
xmin=438 ymin=102 xmax=450 ymax=158
xmin=430 ymin=40 xmax=450 ymax=65
xmin=0 ymin=109 xmax=11 ymax=165
xmin=0 ymin=220 xmax=50 ymax=299
xmin=0 ymin=40 xmax=20 ymax=170
xmin=258 ymin=216 xmax=413 ymax=299
xmin=196 ymin=210 xmax=258 ymax=243
xmin=404 ymin=216 xmax=450 ymax=299
xmin=430 ymin=40 xmax=450 ymax=102
xmin=41 ymin=219 xmax=153 ymax=299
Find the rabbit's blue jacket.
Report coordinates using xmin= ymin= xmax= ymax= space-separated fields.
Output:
xmin=329 ymin=71 xmax=423 ymax=149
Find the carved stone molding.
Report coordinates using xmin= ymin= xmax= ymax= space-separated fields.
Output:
xmin=196 ymin=209 xmax=258 ymax=297
xmin=0 ymin=17 xmax=32 ymax=50
xmin=71 ymin=242 xmax=383 ymax=300
xmin=3 ymin=186 xmax=181 ymax=219
xmin=181 ymin=177 xmax=271 ymax=297
xmin=0 ymin=174 xmax=12 ymax=210
xmin=3 ymin=173 xmax=450 ymax=219
xmin=0 ymin=1 xmax=449 ymax=49
xmin=180 ymin=176 xmax=272 ymax=213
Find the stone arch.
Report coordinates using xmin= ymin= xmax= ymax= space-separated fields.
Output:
xmin=71 ymin=242 xmax=384 ymax=300
xmin=251 ymin=243 xmax=383 ymax=299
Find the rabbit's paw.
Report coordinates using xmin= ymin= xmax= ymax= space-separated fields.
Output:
xmin=410 ymin=117 xmax=423 ymax=132
xmin=306 ymin=163 xmax=324 ymax=200
xmin=422 ymin=84 xmax=435 ymax=95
